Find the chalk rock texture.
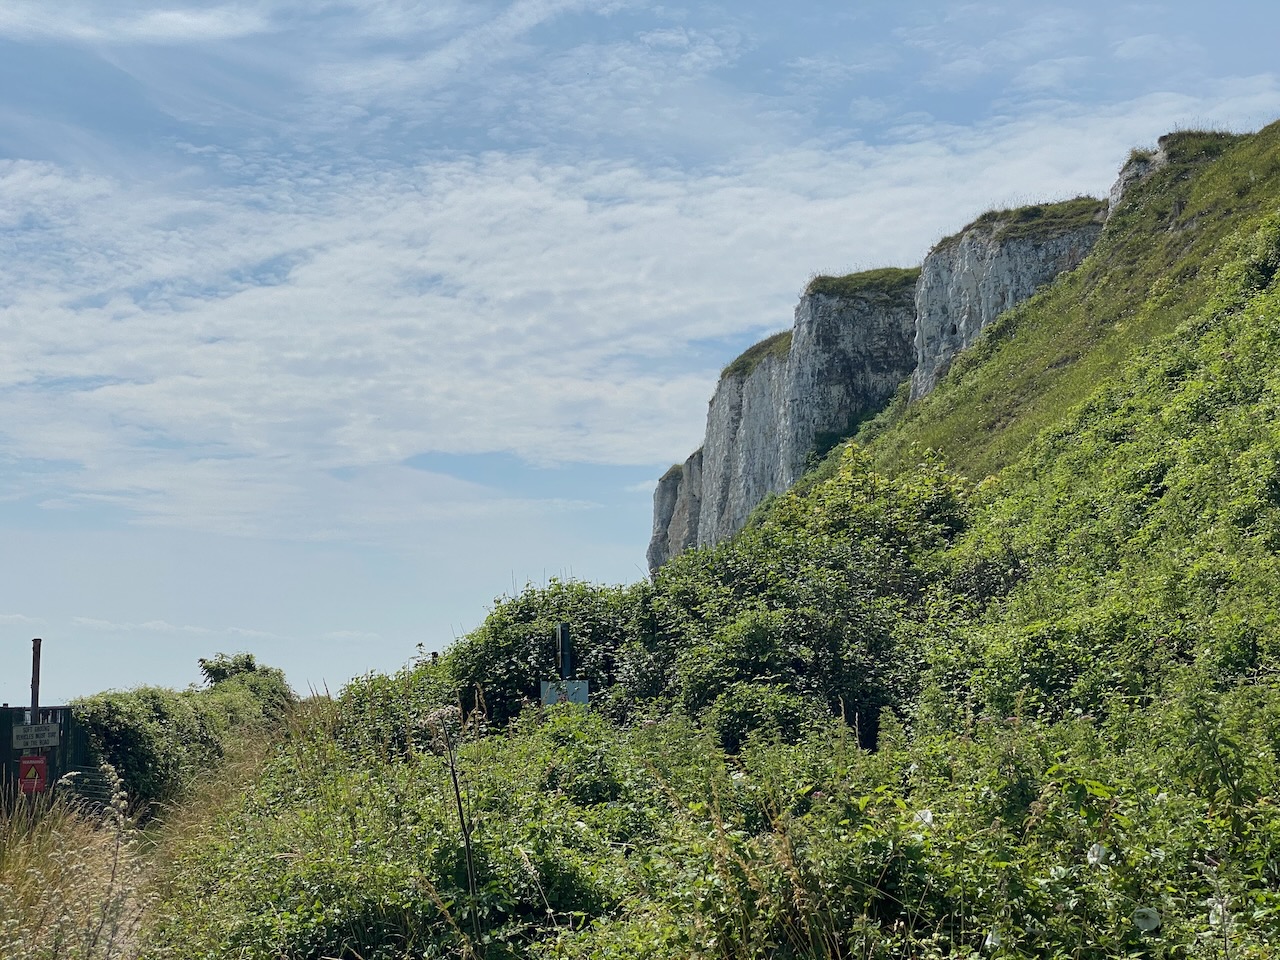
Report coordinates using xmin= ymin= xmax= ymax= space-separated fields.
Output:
xmin=648 ymin=273 xmax=917 ymax=570
xmin=910 ymin=210 xmax=1105 ymax=400
xmin=647 ymin=450 xmax=703 ymax=571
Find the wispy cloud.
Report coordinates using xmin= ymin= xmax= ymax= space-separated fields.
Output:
xmin=0 ymin=613 xmax=45 ymax=626
xmin=0 ymin=4 xmax=273 ymax=44
xmin=5 ymin=79 xmax=1280 ymax=545
xmin=1112 ymin=33 xmax=1201 ymax=64
xmin=319 ymin=0 xmax=636 ymax=102
xmin=69 ymin=615 xmax=268 ymax=637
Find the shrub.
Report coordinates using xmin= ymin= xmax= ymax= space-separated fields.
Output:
xmin=73 ymin=654 xmax=294 ymax=811
xmin=702 ymin=682 xmax=828 ymax=753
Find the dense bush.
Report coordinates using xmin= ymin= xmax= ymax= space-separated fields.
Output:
xmin=443 ymin=579 xmax=645 ymax=723
xmin=147 ymin=687 xmax=1280 ymax=959
xmin=426 ymin=447 xmax=968 ymax=750
xmin=73 ymin=654 xmax=295 ymax=810
xmin=199 ymin=652 xmax=295 ymax=720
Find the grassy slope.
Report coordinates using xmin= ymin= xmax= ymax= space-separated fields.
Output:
xmin=860 ymin=126 xmax=1280 ymax=481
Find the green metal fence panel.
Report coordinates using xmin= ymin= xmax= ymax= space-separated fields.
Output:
xmin=1 ymin=706 xmax=98 ymax=800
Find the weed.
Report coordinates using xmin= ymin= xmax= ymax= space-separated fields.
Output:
xmin=0 ymin=766 xmax=152 ymax=960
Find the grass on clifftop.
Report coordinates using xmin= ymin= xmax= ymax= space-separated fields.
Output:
xmin=721 ymin=329 xmax=791 ymax=379
xmin=934 ymin=195 xmax=1107 ymax=249
xmin=804 ymin=266 xmax=920 ymax=299
xmin=723 ymin=268 xmax=923 ymax=381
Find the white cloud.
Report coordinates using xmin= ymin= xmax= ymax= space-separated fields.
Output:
xmin=322 ymin=629 xmax=384 ymax=641
xmin=318 ymin=0 xmax=636 ymax=102
xmin=1112 ymin=33 xmax=1201 ymax=64
xmin=5 ymin=79 xmax=1280 ymax=548
xmin=901 ymin=6 xmax=1097 ymax=91
xmin=69 ymin=615 xmax=265 ymax=637
xmin=1015 ymin=56 xmax=1094 ymax=94
xmin=0 ymin=613 xmax=45 ymax=626
xmin=0 ymin=4 xmax=272 ymax=44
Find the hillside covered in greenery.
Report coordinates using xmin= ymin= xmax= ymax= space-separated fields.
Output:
xmin=128 ymin=121 xmax=1280 ymax=958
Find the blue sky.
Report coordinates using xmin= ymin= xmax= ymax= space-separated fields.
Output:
xmin=2 ymin=0 xmax=1279 ymax=703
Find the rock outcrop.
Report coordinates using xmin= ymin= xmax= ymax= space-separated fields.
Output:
xmin=1109 ymin=142 xmax=1169 ymax=214
xmin=648 ymin=271 xmax=918 ymax=569
xmin=696 ymin=333 xmax=792 ymax=549
xmin=783 ymin=271 xmax=921 ymax=491
xmin=910 ymin=199 xmax=1107 ymax=399
xmin=650 ymin=198 xmax=1111 ymax=573
xmin=648 ymin=451 xmax=703 ymax=570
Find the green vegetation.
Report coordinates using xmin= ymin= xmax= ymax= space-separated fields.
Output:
xmin=804 ymin=266 xmax=921 ymax=299
xmin=73 ymin=653 xmax=294 ymax=811
xmin=721 ymin=330 xmax=792 ymax=379
xmin=934 ymin=195 xmax=1107 ymax=250
xmin=145 ymin=677 xmax=1280 ymax=958
xmin=12 ymin=121 xmax=1280 ymax=958
xmin=858 ymin=124 xmax=1280 ymax=481
xmin=0 ymin=657 xmax=291 ymax=960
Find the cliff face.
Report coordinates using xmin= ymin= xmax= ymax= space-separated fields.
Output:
xmin=650 ymin=199 xmax=1109 ymax=573
xmin=910 ymin=202 xmax=1106 ymax=399
xmin=648 ymin=273 xmax=917 ymax=568
xmin=647 ymin=450 xmax=702 ymax=570
xmin=780 ymin=275 xmax=920 ymax=491
xmin=697 ymin=343 xmax=790 ymax=548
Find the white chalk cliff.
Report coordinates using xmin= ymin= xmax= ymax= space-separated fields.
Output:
xmin=910 ymin=203 xmax=1105 ymax=399
xmin=649 ymin=196 xmax=1110 ymax=573
xmin=648 ymin=270 xmax=918 ymax=570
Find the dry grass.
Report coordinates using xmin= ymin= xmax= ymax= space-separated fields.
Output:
xmin=1 ymin=704 xmax=297 ymax=960
xmin=0 ymin=767 xmax=152 ymax=960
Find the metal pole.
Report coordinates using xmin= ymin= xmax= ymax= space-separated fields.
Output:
xmin=556 ymin=623 xmax=572 ymax=680
xmin=31 ymin=638 xmax=41 ymax=722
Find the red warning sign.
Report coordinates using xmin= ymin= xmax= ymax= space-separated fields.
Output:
xmin=19 ymin=755 xmax=47 ymax=794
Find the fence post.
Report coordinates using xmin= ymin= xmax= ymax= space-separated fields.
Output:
xmin=31 ymin=638 xmax=42 ymax=722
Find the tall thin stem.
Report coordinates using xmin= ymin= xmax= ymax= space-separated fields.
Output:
xmin=440 ymin=722 xmax=480 ymax=944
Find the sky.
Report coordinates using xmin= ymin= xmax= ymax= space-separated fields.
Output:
xmin=2 ymin=1 xmax=1279 ymax=704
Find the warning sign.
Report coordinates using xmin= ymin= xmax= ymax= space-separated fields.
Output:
xmin=19 ymin=755 xmax=47 ymax=794
xmin=540 ymin=680 xmax=589 ymax=706
xmin=12 ymin=722 xmax=60 ymax=750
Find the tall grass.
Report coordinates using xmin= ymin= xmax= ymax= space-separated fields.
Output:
xmin=0 ymin=768 xmax=151 ymax=960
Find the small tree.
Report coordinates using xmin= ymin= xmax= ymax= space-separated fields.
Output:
xmin=198 ymin=652 xmax=261 ymax=685
xmin=198 ymin=652 xmax=295 ymax=719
